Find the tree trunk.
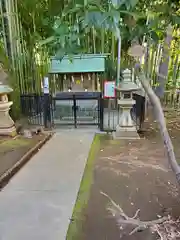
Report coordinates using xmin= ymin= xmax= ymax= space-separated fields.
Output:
xmin=134 ymin=64 xmax=180 ymax=184
xmin=156 ymin=25 xmax=173 ymax=98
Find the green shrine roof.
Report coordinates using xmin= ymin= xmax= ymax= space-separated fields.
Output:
xmin=49 ymin=54 xmax=109 ymax=74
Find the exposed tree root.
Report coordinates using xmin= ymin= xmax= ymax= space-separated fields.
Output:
xmin=101 ymin=191 xmax=180 ymax=239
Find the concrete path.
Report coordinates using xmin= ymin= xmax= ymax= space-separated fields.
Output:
xmin=0 ymin=130 xmax=95 ymax=240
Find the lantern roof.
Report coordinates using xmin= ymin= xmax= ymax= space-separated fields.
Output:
xmin=0 ymin=83 xmax=13 ymax=94
xmin=116 ymin=69 xmax=140 ymax=92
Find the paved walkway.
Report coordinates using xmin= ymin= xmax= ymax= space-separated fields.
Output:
xmin=0 ymin=130 xmax=95 ymax=240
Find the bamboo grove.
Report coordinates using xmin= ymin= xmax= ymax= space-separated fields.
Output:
xmin=0 ymin=0 xmax=179 ymax=119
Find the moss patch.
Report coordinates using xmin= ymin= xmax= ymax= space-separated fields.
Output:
xmin=66 ymin=134 xmax=104 ymax=240
xmin=0 ymin=137 xmax=33 ymax=154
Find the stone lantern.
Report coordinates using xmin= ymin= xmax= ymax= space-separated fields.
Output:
xmin=0 ymin=84 xmax=16 ymax=136
xmin=113 ymin=69 xmax=140 ymax=139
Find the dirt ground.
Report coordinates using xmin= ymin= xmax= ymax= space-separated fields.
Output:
xmin=0 ymin=134 xmax=45 ymax=179
xmin=78 ymin=113 xmax=180 ymax=240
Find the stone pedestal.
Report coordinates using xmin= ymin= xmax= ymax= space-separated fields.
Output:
xmin=113 ymin=99 xmax=140 ymax=139
xmin=113 ymin=68 xmax=140 ymax=139
xmin=0 ymin=96 xmax=16 ymax=136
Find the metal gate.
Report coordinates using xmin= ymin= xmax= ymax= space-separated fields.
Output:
xmin=20 ymin=92 xmax=145 ymax=131
xmin=53 ymin=92 xmax=102 ymax=128
xmin=20 ymin=92 xmax=103 ymax=129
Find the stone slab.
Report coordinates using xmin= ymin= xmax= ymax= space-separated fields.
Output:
xmin=113 ymin=127 xmax=140 ymax=139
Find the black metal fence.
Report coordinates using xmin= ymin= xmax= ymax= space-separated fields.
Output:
xmin=20 ymin=92 xmax=145 ymax=131
xmin=20 ymin=92 xmax=103 ymax=129
xmin=101 ymin=94 xmax=145 ymax=132
xmin=20 ymin=94 xmax=45 ymax=126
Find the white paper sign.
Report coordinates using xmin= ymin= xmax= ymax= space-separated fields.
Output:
xmin=104 ymin=81 xmax=115 ymax=98
xmin=43 ymin=77 xmax=49 ymax=94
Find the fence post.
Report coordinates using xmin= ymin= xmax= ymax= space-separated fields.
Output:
xmin=73 ymin=94 xmax=77 ymax=128
xmin=43 ymin=93 xmax=51 ymax=128
xmin=99 ymin=96 xmax=104 ymax=131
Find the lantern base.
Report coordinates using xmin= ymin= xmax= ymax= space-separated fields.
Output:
xmin=113 ymin=126 xmax=140 ymax=140
xmin=0 ymin=125 xmax=17 ymax=137
xmin=0 ymin=101 xmax=17 ymax=137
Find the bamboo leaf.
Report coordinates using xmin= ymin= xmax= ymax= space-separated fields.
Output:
xmin=128 ymin=0 xmax=139 ymax=8
xmin=171 ymin=15 xmax=180 ymax=25
xmin=119 ymin=10 xmax=145 ymax=20
xmin=39 ymin=36 xmax=56 ymax=46
xmin=111 ymin=0 xmax=126 ymax=7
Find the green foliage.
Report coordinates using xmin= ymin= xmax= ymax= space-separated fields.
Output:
xmin=39 ymin=19 xmax=84 ymax=58
xmin=16 ymin=0 xmax=180 ymax=61
xmin=33 ymin=0 xmax=179 ymax=59
xmin=0 ymin=0 xmax=179 ymax=109
xmin=36 ymin=0 xmax=147 ymax=59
